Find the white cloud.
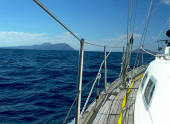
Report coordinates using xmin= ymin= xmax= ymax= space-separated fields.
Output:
xmin=0 ymin=32 xmax=51 ymax=46
xmin=0 ymin=31 xmax=141 ymax=51
xmin=0 ymin=31 xmax=78 ymax=48
xmin=161 ymin=0 xmax=170 ymax=5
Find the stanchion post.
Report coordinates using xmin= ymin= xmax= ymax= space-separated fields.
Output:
xmin=104 ymin=46 xmax=107 ymax=91
xmin=76 ymin=39 xmax=84 ymax=124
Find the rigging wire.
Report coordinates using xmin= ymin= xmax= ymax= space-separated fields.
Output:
xmin=34 ymin=0 xmax=167 ymax=123
xmin=126 ymin=0 xmax=140 ymax=71
xmin=132 ymin=0 xmax=138 ymax=33
xmin=127 ymin=0 xmax=130 ymax=44
xmin=129 ymin=0 xmax=134 ymax=34
xmin=141 ymin=47 xmax=156 ymax=56
xmin=33 ymin=0 xmax=127 ymax=49
xmin=81 ymin=35 xmax=129 ymax=115
xmin=63 ymin=95 xmax=77 ymax=124
xmin=84 ymin=41 xmax=125 ymax=48
xmin=33 ymin=0 xmax=158 ymax=51
xmin=140 ymin=0 xmax=154 ymax=64
xmin=33 ymin=0 xmax=81 ymax=41
xmin=127 ymin=0 xmax=137 ymax=36
xmin=33 ymin=0 xmax=134 ymax=119
xmin=33 ymin=0 xmax=161 ymax=52
xmin=140 ymin=0 xmax=154 ymax=46
xmin=63 ymin=78 xmax=95 ymax=124
xmin=120 ymin=0 xmax=135 ymax=87
xmin=133 ymin=0 xmax=155 ymax=68
xmin=133 ymin=17 xmax=169 ymax=66
xmin=133 ymin=1 xmax=161 ymax=32
xmin=145 ymin=18 xmax=169 ymax=46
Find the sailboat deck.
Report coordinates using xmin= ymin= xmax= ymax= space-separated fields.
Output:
xmin=80 ymin=65 xmax=147 ymax=124
xmin=92 ymin=78 xmax=141 ymax=124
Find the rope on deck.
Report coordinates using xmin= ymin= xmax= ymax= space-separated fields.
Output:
xmin=117 ymin=74 xmax=144 ymax=124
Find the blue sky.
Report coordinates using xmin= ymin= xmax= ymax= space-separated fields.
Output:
xmin=0 ymin=0 xmax=169 ymax=51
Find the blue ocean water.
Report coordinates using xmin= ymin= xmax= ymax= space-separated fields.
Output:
xmin=0 ymin=49 xmax=154 ymax=124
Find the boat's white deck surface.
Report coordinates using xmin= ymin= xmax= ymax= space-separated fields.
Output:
xmin=92 ymin=79 xmax=141 ymax=124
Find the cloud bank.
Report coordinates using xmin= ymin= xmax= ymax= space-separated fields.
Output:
xmin=161 ymin=0 xmax=170 ymax=5
xmin=0 ymin=31 xmax=141 ymax=51
xmin=0 ymin=31 xmax=77 ymax=48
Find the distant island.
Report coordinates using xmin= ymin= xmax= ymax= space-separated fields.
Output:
xmin=0 ymin=43 xmax=74 ymax=51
